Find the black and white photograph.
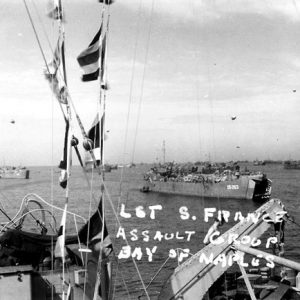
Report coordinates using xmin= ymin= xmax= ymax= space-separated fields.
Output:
xmin=1 ymin=0 xmax=300 ymax=299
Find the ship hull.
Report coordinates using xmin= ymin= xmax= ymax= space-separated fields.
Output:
xmin=283 ymin=165 xmax=300 ymax=170
xmin=283 ymin=160 xmax=300 ymax=169
xmin=0 ymin=169 xmax=30 ymax=179
xmin=142 ymin=175 xmax=271 ymax=201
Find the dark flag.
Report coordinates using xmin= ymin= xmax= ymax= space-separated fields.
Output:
xmin=77 ymin=25 xmax=102 ymax=82
xmin=58 ymin=120 xmax=69 ymax=188
xmin=78 ymin=198 xmax=112 ymax=255
xmin=87 ymin=113 xmax=106 ymax=164
xmin=99 ymin=0 xmax=115 ymax=4
xmin=78 ymin=198 xmax=112 ymax=300
xmin=87 ymin=114 xmax=100 ymax=149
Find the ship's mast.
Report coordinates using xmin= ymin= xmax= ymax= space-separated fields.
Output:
xmin=162 ymin=140 xmax=166 ymax=164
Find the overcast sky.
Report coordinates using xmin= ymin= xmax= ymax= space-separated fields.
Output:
xmin=1 ymin=0 xmax=300 ymax=166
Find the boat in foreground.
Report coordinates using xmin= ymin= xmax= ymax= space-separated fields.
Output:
xmin=1 ymin=197 xmax=299 ymax=300
xmin=159 ymin=198 xmax=300 ymax=300
xmin=0 ymin=1 xmax=115 ymax=299
xmin=0 ymin=193 xmax=111 ymax=300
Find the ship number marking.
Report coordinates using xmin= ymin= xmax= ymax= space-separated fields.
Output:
xmin=227 ymin=184 xmax=239 ymax=190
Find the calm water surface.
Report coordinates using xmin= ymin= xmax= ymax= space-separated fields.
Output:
xmin=0 ymin=163 xmax=299 ymax=299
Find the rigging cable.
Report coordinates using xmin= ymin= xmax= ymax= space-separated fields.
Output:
xmin=0 ymin=193 xmax=16 ymax=227
xmin=27 ymin=0 xmax=116 ymax=283
xmin=292 ymin=0 xmax=300 ymax=212
xmin=55 ymin=1 xmax=73 ymax=297
xmin=80 ymin=7 xmax=106 ymax=299
xmin=118 ymin=0 xmax=143 ymax=193
xmin=30 ymin=0 xmax=106 ymax=198
xmin=0 ymin=193 xmax=86 ymax=233
xmin=49 ymin=1 xmax=57 ymax=283
xmin=111 ymin=261 xmax=132 ymax=299
xmin=72 ymin=4 xmax=150 ymax=299
xmin=22 ymin=3 xmax=103 ymax=299
xmin=100 ymin=177 xmax=151 ymax=300
xmin=25 ymin=0 xmax=67 ymax=121
xmin=189 ymin=0 xmax=208 ymax=248
xmin=108 ymin=2 xmax=150 ymax=300
xmin=97 ymin=8 xmax=108 ymax=298
xmin=23 ymin=0 xmax=150 ymax=298
xmin=201 ymin=11 xmax=222 ymax=212
xmin=28 ymin=0 xmax=100 ymax=177
xmin=138 ymin=255 xmax=171 ymax=299
xmin=131 ymin=0 xmax=155 ymax=164
xmin=107 ymin=0 xmax=152 ymax=298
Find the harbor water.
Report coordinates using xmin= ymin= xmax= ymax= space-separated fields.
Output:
xmin=0 ymin=163 xmax=299 ymax=299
